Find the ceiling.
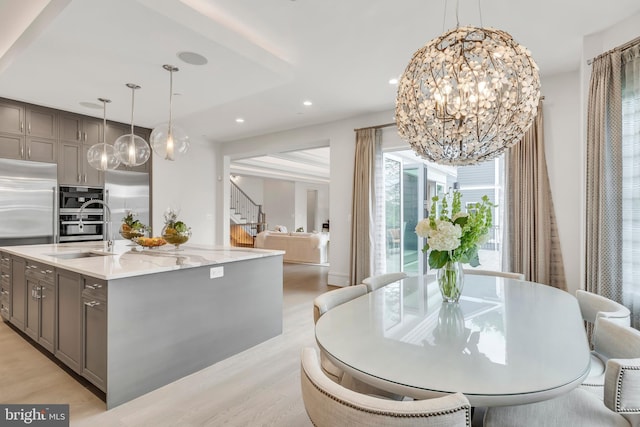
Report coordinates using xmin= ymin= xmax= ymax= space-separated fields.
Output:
xmin=1 ymin=0 xmax=639 ymax=149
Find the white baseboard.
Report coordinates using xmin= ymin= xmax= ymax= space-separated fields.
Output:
xmin=328 ymin=271 xmax=350 ymax=287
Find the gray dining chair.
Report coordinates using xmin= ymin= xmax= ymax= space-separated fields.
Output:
xmin=575 ymin=290 xmax=632 ymax=393
xmin=484 ymin=318 xmax=640 ymax=427
xmin=462 ymin=269 xmax=524 ymax=280
xmin=362 ymin=272 xmax=408 ymax=292
xmin=301 ymin=347 xmax=471 ymax=427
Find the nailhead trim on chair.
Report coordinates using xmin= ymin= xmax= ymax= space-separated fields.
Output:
xmin=304 ymin=370 xmax=471 ymax=425
xmin=615 ymin=365 xmax=640 ymax=413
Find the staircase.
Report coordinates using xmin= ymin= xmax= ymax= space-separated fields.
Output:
xmin=230 ymin=180 xmax=266 ymax=247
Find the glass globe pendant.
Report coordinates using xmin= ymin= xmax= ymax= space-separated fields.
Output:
xmin=114 ymin=83 xmax=151 ymax=167
xmin=151 ymin=65 xmax=189 ymax=161
xmin=87 ymin=98 xmax=121 ymax=171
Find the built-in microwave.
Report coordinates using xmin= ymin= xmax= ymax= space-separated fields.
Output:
xmin=58 ymin=186 xmax=105 ymax=242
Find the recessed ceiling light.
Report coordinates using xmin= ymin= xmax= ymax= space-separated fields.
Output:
xmin=177 ymin=51 xmax=208 ymax=66
xmin=235 ymin=118 xmax=245 ymax=123
xmin=303 ymin=100 xmax=313 ymax=106
xmin=389 ymin=78 xmax=399 ymax=85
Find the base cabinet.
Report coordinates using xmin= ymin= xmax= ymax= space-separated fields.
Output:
xmin=24 ymin=261 xmax=55 ymax=352
xmin=82 ymin=286 xmax=107 ymax=392
xmin=9 ymin=257 xmax=25 ymax=330
xmin=0 ymin=253 xmax=11 ymax=320
xmin=55 ymin=269 xmax=82 ymax=373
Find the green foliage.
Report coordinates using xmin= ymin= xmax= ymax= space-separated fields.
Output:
xmin=423 ymin=190 xmax=495 ymax=268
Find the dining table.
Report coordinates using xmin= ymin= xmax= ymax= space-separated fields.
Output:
xmin=314 ymin=274 xmax=591 ymax=407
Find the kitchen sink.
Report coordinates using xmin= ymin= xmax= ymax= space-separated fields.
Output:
xmin=47 ymin=251 xmax=112 ymax=260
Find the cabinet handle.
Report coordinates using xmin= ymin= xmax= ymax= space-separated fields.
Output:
xmin=28 ymin=122 xmax=31 ymax=134
xmin=1 ymin=290 xmax=8 ymax=295
xmin=28 ymin=147 xmax=31 ymax=159
xmin=84 ymin=301 xmax=100 ymax=307
xmin=77 ymin=174 xmax=81 ymax=183
xmin=86 ymin=283 xmax=103 ymax=290
xmin=20 ymin=121 xmax=24 ymax=132
xmin=45 ymin=269 xmax=53 ymax=274
xmin=20 ymin=142 xmax=24 ymax=158
xmin=77 ymin=130 xmax=81 ymax=140
xmin=83 ymin=174 xmax=87 ymax=183
xmin=83 ymin=132 xmax=87 ymax=142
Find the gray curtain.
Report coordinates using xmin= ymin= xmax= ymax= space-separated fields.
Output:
xmin=585 ymin=51 xmax=624 ymax=303
xmin=505 ymin=104 xmax=567 ymax=290
xmin=350 ymin=129 xmax=381 ymax=286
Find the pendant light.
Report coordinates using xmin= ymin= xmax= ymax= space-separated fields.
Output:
xmin=395 ymin=1 xmax=541 ymax=166
xmin=114 ymin=83 xmax=151 ymax=167
xmin=150 ymin=65 xmax=189 ymax=161
xmin=87 ymin=98 xmax=121 ymax=171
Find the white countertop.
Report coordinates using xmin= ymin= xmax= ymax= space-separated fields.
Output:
xmin=0 ymin=241 xmax=284 ymax=280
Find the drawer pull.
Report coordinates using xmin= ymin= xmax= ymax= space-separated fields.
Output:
xmin=86 ymin=283 xmax=103 ymax=290
xmin=84 ymin=301 xmax=100 ymax=307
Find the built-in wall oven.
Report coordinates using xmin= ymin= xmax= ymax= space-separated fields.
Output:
xmin=58 ymin=186 xmax=105 ymax=242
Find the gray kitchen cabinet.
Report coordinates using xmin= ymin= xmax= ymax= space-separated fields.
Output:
xmin=24 ymin=261 xmax=55 ymax=352
xmin=9 ymin=256 xmax=25 ymax=330
xmin=58 ymin=140 xmax=103 ymax=186
xmin=0 ymin=101 xmax=57 ymax=163
xmin=0 ymin=253 xmax=11 ymax=320
xmin=55 ymin=268 xmax=82 ymax=373
xmin=59 ymin=113 xmax=103 ymax=146
xmin=0 ymin=100 xmax=24 ymax=134
xmin=82 ymin=277 xmax=107 ymax=391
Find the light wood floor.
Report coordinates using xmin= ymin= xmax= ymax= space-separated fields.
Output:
xmin=0 ymin=263 xmax=331 ymax=427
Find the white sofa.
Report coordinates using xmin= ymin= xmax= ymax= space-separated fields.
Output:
xmin=255 ymin=231 xmax=329 ymax=264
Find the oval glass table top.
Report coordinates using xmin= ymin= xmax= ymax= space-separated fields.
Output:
xmin=315 ymin=275 xmax=591 ymax=407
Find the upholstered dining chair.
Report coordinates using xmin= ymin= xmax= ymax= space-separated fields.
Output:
xmin=301 ymin=347 xmax=471 ymax=427
xmin=362 ymin=272 xmax=408 ymax=292
xmin=576 ymin=290 xmax=632 ymax=393
xmin=462 ymin=269 xmax=524 ymax=280
xmin=313 ymin=285 xmax=403 ymax=400
xmin=313 ymin=284 xmax=368 ymax=383
xmin=484 ymin=319 xmax=640 ymax=427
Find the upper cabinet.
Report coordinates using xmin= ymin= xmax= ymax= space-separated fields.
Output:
xmin=0 ymin=101 xmax=57 ymax=163
xmin=0 ymin=97 xmax=150 ymax=184
xmin=59 ymin=113 xmax=103 ymax=145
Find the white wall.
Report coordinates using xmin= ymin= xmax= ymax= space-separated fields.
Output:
xmin=151 ymin=137 xmax=217 ymax=245
xmin=541 ymin=71 xmax=581 ymax=295
xmin=293 ymin=182 xmax=329 ymax=232
xmin=263 ymin=179 xmax=295 ymax=231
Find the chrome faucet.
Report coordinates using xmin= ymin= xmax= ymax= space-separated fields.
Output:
xmin=78 ymin=199 xmax=113 ymax=252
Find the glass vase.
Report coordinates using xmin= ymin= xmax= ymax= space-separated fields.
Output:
xmin=161 ymin=224 xmax=191 ymax=251
xmin=437 ymin=261 xmax=464 ymax=303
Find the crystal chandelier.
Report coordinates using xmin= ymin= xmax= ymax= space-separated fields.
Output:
xmin=151 ymin=65 xmax=189 ymax=161
xmin=87 ymin=98 xmax=121 ymax=171
xmin=114 ymin=83 xmax=151 ymax=167
xmin=395 ymin=25 xmax=541 ymax=165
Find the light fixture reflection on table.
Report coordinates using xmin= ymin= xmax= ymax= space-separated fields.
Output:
xmin=114 ymin=83 xmax=150 ymax=167
xmin=151 ymin=65 xmax=189 ymax=161
xmin=395 ymin=23 xmax=541 ymax=166
xmin=87 ymin=98 xmax=121 ymax=171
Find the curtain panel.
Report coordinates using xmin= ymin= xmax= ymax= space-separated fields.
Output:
xmin=505 ymin=104 xmax=567 ymax=290
xmin=585 ymin=51 xmax=624 ymax=304
xmin=350 ymin=129 xmax=382 ymax=286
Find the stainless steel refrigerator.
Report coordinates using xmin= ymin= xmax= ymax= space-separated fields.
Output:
xmin=105 ymin=170 xmax=150 ymax=240
xmin=0 ymin=158 xmax=57 ymax=246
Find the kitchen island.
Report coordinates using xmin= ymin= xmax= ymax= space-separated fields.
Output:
xmin=0 ymin=241 xmax=284 ymax=408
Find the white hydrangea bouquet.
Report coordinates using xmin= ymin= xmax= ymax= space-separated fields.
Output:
xmin=415 ymin=190 xmax=493 ymax=301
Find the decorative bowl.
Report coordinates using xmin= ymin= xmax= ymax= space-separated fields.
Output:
xmin=162 ymin=225 xmax=192 ymax=250
xmin=133 ymin=237 xmax=167 ymax=248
